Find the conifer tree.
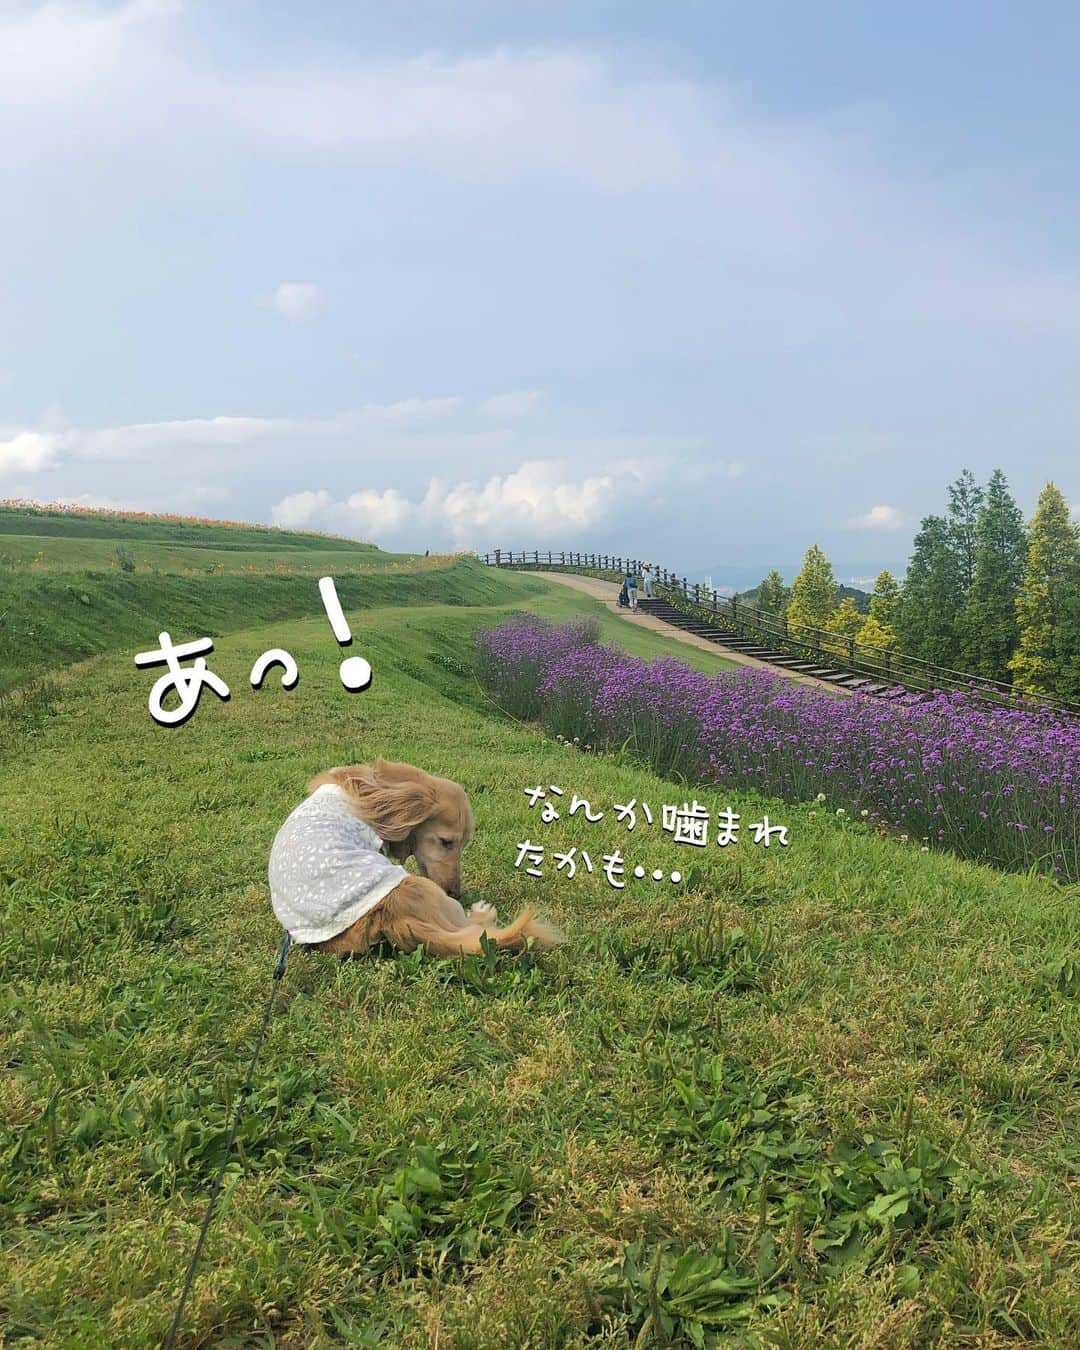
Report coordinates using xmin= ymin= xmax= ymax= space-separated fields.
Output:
xmin=896 ymin=515 xmax=962 ymax=664
xmin=868 ymin=570 xmax=901 ymax=628
xmin=857 ymin=613 xmax=898 ymax=653
xmin=827 ymin=595 xmax=865 ymax=637
xmin=956 ymin=469 xmax=1027 ymax=681
xmin=824 ymin=595 xmax=864 ymax=653
xmin=1055 ymin=571 xmax=1080 ymax=700
xmin=755 ymin=569 xmax=787 ymax=615
xmin=1009 ymin=482 xmax=1080 ymax=695
xmin=946 ymin=468 xmax=985 ymax=596
xmin=786 ymin=545 xmax=838 ymax=631
xmin=856 ymin=571 xmax=901 ymax=653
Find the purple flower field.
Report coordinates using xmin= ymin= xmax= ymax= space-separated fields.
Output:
xmin=477 ymin=613 xmax=1080 ymax=881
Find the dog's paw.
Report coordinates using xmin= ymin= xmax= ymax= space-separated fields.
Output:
xmin=468 ymin=901 xmax=498 ymax=923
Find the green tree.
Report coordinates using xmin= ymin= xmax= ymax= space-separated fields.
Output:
xmin=868 ymin=570 xmax=901 ymax=628
xmin=827 ymin=596 xmax=865 ymax=637
xmin=1009 ymin=482 xmax=1080 ymax=696
xmin=1055 ymin=574 xmax=1080 ymax=701
xmin=786 ymin=545 xmax=838 ymax=631
xmin=856 ymin=571 xmax=901 ymax=655
xmin=896 ymin=514 xmax=962 ymax=665
xmin=946 ymin=468 xmax=985 ymax=595
xmin=857 ymin=613 xmax=898 ymax=653
xmin=956 ymin=469 xmax=1027 ymax=681
xmin=824 ymin=595 xmax=864 ymax=654
xmin=755 ymin=569 xmax=788 ymax=615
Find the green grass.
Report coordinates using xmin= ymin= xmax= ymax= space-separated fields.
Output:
xmin=0 ymin=499 xmax=738 ymax=691
xmin=2 ymin=561 xmax=1077 ymax=1347
xmin=0 ymin=503 xmax=380 ymax=552
xmin=0 ymin=554 xmax=736 ymax=693
xmin=0 ymin=503 xmax=419 ymax=574
xmin=0 ymin=554 xmax=539 ymax=692
xmin=516 ymin=589 xmax=739 ymax=676
xmin=0 ymin=503 xmax=433 ymax=689
xmin=0 ymin=533 xmax=420 ymax=573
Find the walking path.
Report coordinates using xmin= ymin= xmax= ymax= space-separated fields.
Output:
xmin=523 ymin=571 xmax=848 ymax=696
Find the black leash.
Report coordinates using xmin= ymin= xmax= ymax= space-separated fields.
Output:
xmin=163 ymin=933 xmax=292 ymax=1349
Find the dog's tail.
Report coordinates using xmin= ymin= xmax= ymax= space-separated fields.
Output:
xmin=393 ymin=907 xmax=563 ymax=957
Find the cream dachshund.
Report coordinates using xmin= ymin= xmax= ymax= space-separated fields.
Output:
xmin=269 ymin=757 xmax=561 ymax=957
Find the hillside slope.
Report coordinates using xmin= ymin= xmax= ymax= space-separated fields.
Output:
xmin=1 ymin=584 xmax=1076 ymax=1345
xmin=1 ymin=504 xmax=747 ymax=691
xmin=0 ymin=503 xmax=465 ymax=688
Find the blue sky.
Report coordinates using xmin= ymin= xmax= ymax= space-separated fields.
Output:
xmin=2 ymin=1 xmax=1078 ymax=580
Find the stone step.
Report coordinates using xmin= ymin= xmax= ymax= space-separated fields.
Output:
xmin=634 ymin=593 xmax=927 ymax=705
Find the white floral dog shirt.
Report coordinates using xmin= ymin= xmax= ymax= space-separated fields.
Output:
xmin=269 ymin=783 xmax=410 ymax=944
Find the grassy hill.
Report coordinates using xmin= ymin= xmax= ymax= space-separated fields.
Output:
xmin=0 ymin=503 xmax=740 ymax=694
xmin=0 ymin=500 xmax=398 ymax=557
xmin=0 ymin=509 xmax=1077 ymax=1346
xmin=0 ymin=501 xmax=426 ymax=587
xmin=0 ymin=503 xmax=438 ymax=690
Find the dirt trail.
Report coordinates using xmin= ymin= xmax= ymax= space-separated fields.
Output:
xmin=522 ymin=570 xmax=847 ymax=696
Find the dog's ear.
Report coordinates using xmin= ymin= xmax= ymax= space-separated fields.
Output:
xmin=306 ymin=761 xmax=437 ymax=840
xmin=373 ymin=756 xmax=432 ymax=786
xmin=338 ymin=767 xmax=437 ymax=841
xmin=348 ymin=779 xmax=438 ymax=840
xmin=307 ymin=764 xmax=377 ymax=796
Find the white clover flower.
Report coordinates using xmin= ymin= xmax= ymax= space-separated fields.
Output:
xmin=900 ymin=834 xmax=909 ymax=843
xmin=836 ymin=808 xmax=846 ymax=817
xmin=808 ymin=811 xmax=817 ymax=819
xmin=860 ymin=809 xmax=869 ymax=818
xmin=921 ymin=846 xmax=930 ymax=852
xmin=816 ymin=792 xmax=827 ymax=803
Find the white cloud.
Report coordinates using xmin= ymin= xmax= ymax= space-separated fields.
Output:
xmin=80 ymin=415 xmax=284 ymax=458
xmin=0 ymin=397 xmax=470 ymax=476
xmin=480 ymin=390 xmax=540 ymax=419
xmin=271 ymin=457 xmax=651 ymax=547
xmin=0 ymin=431 xmax=63 ymax=473
xmin=268 ymin=282 xmax=325 ymax=323
xmin=0 ymin=1 xmax=179 ymax=107
xmin=3 ymin=3 xmax=1079 ymax=338
xmin=338 ymin=487 xmax=415 ymax=534
xmin=55 ymin=482 xmax=227 ymax=513
xmin=848 ymin=504 xmax=905 ymax=530
xmin=271 ymin=488 xmax=334 ymax=528
xmin=361 ymin=397 xmax=463 ymax=422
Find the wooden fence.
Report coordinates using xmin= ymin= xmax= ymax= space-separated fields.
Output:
xmin=479 ymin=548 xmax=1080 ymax=718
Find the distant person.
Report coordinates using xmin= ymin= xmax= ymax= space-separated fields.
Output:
xmin=643 ymin=565 xmax=654 ymax=598
xmin=617 ymin=578 xmax=629 ymax=607
xmin=624 ymin=568 xmax=639 ymax=610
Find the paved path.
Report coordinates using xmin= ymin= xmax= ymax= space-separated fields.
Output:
xmin=523 ymin=571 xmax=847 ymax=695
